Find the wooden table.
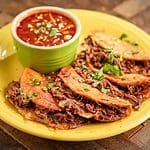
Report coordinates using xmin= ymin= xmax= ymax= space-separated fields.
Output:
xmin=0 ymin=0 xmax=150 ymax=149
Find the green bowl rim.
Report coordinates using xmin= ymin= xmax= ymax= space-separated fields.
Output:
xmin=11 ymin=6 xmax=81 ymax=50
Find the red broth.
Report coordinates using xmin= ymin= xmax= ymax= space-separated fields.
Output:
xmin=16 ymin=11 xmax=76 ymax=47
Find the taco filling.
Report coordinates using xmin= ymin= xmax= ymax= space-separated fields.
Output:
xmin=6 ymin=32 xmax=150 ymax=129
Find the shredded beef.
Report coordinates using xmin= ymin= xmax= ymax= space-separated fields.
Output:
xmin=6 ymin=75 xmax=129 ymax=128
xmin=74 ymin=53 xmax=149 ymax=110
xmin=73 ymin=36 xmax=150 ymax=110
xmin=50 ymin=73 xmax=127 ymax=121
xmin=6 ymin=80 xmax=88 ymax=129
xmin=6 ymin=81 xmax=34 ymax=108
xmin=120 ymin=59 xmax=150 ymax=76
xmin=5 ymin=34 xmax=150 ymax=129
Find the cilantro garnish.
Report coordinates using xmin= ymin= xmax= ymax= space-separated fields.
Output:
xmin=92 ymin=68 xmax=104 ymax=81
xmin=119 ymin=55 xmax=123 ymax=61
xmin=119 ymin=33 xmax=128 ymax=40
xmin=47 ymin=83 xmax=55 ymax=89
xmin=104 ymin=47 xmax=113 ymax=53
xmin=29 ymin=92 xmax=38 ymax=98
xmin=29 ymin=77 xmax=36 ymax=83
xmin=120 ymin=33 xmax=139 ymax=47
xmin=28 ymin=77 xmax=41 ymax=86
xmin=79 ymin=61 xmax=87 ymax=71
xmin=109 ymin=53 xmax=114 ymax=64
xmin=49 ymin=28 xmax=59 ymax=36
xmin=23 ymin=99 xmax=31 ymax=104
xmin=103 ymin=64 xmax=122 ymax=77
xmin=34 ymin=29 xmax=41 ymax=34
xmin=132 ymin=41 xmax=139 ymax=46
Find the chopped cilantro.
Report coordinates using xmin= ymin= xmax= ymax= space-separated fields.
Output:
xmin=47 ymin=83 xmax=55 ymax=89
xmin=132 ymin=41 xmax=139 ymax=46
xmin=34 ymin=29 xmax=41 ymax=34
xmin=32 ymin=92 xmax=38 ymax=97
xmin=28 ymin=77 xmax=42 ymax=86
xmin=101 ymin=88 xmax=110 ymax=94
xmin=120 ymin=33 xmax=139 ymax=47
xmin=119 ymin=55 xmax=123 ymax=61
xmin=29 ymin=92 xmax=38 ymax=98
xmin=104 ymin=47 xmax=113 ymax=53
xmin=23 ymin=99 xmax=31 ymax=104
xmin=119 ymin=33 xmax=128 ymax=40
xmin=109 ymin=53 xmax=114 ymax=64
xmin=28 ymin=77 xmax=36 ymax=84
xmin=103 ymin=64 xmax=122 ymax=76
xmin=79 ymin=61 xmax=87 ymax=71
xmin=49 ymin=28 xmax=59 ymax=36
xmin=92 ymin=68 xmax=104 ymax=81
xmin=103 ymin=47 xmax=117 ymax=64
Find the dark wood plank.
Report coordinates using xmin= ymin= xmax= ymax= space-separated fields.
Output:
xmin=0 ymin=120 xmax=105 ymax=150
xmin=130 ymin=120 xmax=150 ymax=149
xmin=96 ymin=135 xmax=142 ymax=150
xmin=0 ymin=127 xmax=26 ymax=150
xmin=0 ymin=12 xmax=12 ymax=27
xmin=130 ymin=8 xmax=150 ymax=34
xmin=113 ymin=0 xmax=150 ymax=18
xmin=122 ymin=125 xmax=143 ymax=139
xmin=0 ymin=0 xmax=150 ymax=34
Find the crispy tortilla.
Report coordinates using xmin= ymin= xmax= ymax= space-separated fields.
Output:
xmin=59 ymin=66 xmax=132 ymax=117
xmin=92 ymin=31 xmax=150 ymax=61
xmin=7 ymin=31 xmax=150 ymax=129
xmin=104 ymin=74 xmax=150 ymax=87
xmin=20 ymin=68 xmax=60 ymax=111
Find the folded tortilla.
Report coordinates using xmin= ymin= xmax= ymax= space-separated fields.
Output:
xmin=91 ymin=31 xmax=150 ymax=61
xmin=59 ymin=66 xmax=132 ymax=118
xmin=85 ymin=32 xmax=150 ymax=86
xmin=104 ymin=74 xmax=150 ymax=87
xmin=20 ymin=68 xmax=60 ymax=111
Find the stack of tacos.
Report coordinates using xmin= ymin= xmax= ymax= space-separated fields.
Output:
xmin=6 ymin=32 xmax=150 ymax=129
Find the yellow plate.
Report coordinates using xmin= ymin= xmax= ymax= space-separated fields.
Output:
xmin=0 ymin=9 xmax=150 ymax=141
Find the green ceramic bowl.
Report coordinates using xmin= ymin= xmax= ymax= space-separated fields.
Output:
xmin=11 ymin=6 xmax=81 ymax=73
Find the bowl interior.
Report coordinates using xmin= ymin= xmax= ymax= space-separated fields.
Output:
xmin=11 ymin=6 xmax=81 ymax=49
